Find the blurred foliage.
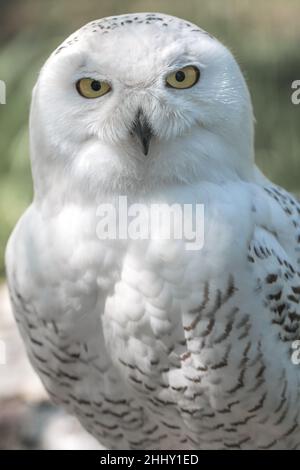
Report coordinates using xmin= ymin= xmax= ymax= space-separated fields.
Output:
xmin=0 ymin=0 xmax=299 ymax=276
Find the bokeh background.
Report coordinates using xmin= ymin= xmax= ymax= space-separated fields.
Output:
xmin=0 ymin=0 xmax=299 ymax=449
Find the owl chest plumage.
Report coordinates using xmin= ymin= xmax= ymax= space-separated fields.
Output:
xmin=101 ymin=245 xmax=298 ymax=449
xmin=7 ymin=186 xmax=300 ymax=449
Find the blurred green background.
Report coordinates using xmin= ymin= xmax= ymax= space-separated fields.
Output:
xmin=0 ymin=0 xmax=299 ymax=277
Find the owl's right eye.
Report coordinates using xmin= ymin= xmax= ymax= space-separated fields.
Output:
xmin=166 ymin=66 xmax=200 ymax=90
xmin=76 ymin=78 xmax=111 ymax=98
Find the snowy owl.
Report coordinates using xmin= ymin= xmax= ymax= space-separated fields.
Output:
xmin=5 ymin=13 xmax=300 ymax=450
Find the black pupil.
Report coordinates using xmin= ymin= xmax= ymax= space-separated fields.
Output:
xmin=91 ymin=80 xmax=101 ymax=91
xmin=175 ymin=71 xmax=186 ymax=82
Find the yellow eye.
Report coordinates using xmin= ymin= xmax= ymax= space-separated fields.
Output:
xmin=166 ymin=66 xmax=200 ymax=89
xmin=76 ymin=78 xmax=111 ymax=98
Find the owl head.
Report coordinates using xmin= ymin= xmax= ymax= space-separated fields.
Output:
xmin=30 ymin=13 xmax=255 ymax=202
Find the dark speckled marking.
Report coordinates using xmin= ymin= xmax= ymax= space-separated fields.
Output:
xmin=54 ymin=13 xmax=215 ymax=55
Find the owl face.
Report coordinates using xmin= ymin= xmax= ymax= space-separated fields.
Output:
xmin=31 ymin=14 xmax=254 ymax=199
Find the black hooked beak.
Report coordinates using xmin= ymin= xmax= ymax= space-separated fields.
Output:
xmin=131 ymin=109 xmax=153 ymax=156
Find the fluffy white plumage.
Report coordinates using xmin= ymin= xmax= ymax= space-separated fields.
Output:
xmin=5 ymin=13 xmax=300 ymax=449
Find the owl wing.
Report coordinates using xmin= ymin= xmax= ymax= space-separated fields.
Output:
xmin=249 ymin=185 xmax=300 ymax=344
xmin=165 ymin=183 xmax=300 ymax=448
xmin=5 ymin=206 xmax=170 ymax=450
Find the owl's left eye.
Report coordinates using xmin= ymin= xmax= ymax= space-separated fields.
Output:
xmin=166 ymin=66 xmax=200 ymax=90
xmin=76 ymin=78 xmax=111 ymax=98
